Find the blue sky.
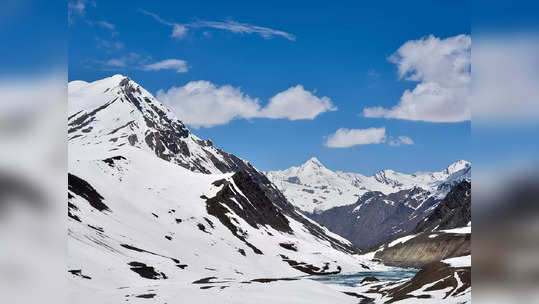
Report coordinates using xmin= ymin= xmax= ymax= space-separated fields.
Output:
xmin=68 ymin=0 xmax=470 ymax=175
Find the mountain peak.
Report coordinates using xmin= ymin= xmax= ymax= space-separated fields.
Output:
xmin=68 ymin=75 xmax=252 ymax=175
xmin=303 ymin=157 xmax=325 ymax=168
xmin=445 ymin=160 xmax=471 ymax=175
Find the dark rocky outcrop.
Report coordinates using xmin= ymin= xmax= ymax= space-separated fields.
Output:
xmin=68 ymin=98 xmax=117 ymax=134
xmin=414 ymin=180 xmax=471 ymax=233
xmin=102 ymin=155 xmax=126 ymax=167
xmin=204 ymin=169 xmax=356 ymax=255
xmin=68 ymin=269 xmax=92 ymax=280
xmin=278 ymin=242 xmax=298 ymax=252
xmin=68 ymin=173 xmax=110 ymax=212
xmin=360 ymin=276 xmax=379 ymax=284
xmin=127 ymin=262 xmax=167 ymax=280
xmin=279 ymin=255 xmax=342 ymax=275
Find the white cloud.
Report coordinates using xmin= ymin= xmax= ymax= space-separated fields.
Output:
xmin=363 ymin=34 xmax=471 ymax=122
xmin=325 ymin=127 xmax=387 ymax=148
xmin=156 ymin=81 xmax=261 ymax=128
xmin=261 ymin=85 xmax=337 ymax=120
xmin=156 ymin=81 xmax=335 ymax=128
xmin=143 ymin=59 xmax=188 ymax=73
xmin=140 ymin=9 xmax=295 ymax=41
xmin=324 ymin=128 xmax=414 ymax=148
xmin=388 ymin=136 xmax=414 ymax=146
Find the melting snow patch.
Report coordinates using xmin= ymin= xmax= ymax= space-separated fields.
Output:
xmin=441 ymin=226 xmax=471 ymax=234
xmin=442 ymin=255 xmax=471 ymax=267
xmin=387 ymin=234 xmax=416 ymax=248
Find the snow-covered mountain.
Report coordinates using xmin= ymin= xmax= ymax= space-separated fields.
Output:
xmin=266 ymin=157 xmax=471 ymax=214
xmin=69 ymin=75 xmax=253 ymax=174
xmin=68 ymin=75 xmax=385 ymax=303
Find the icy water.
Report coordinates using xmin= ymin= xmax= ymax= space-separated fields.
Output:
xmin=307 ymin=269 xmax=419 ymax=287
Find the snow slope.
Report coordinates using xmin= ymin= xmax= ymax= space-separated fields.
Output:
xmin=68 ymin=75 xmax=381 ymax=303
xmin=266 ymin=157 xmax=471 ymax=213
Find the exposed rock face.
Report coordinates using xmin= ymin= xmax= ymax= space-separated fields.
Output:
xmin=384 ymin=262 xmax=471 ymax=303
xmin=68 ymin=75 xmax=255 ymax=175
xmin=205 ymin=170 xmax=355 ymax=255
xmin=373 ymin=232 xmax=470 ymax=268
xmin=310 ymin=187 xmax=436 ymax=250
xmin=414 ymin=180 xmax=471 ymax=233
xmin=68 ymin=173 xmax=110 ymax=212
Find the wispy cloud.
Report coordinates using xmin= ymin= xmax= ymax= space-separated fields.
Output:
xmin=96 ymin=21 xmax=115 ymax=31
xmin=105 ymin=58 xmax=127 ymax=67
xmin=85 ymin=53 xmax=141 ymax=70
xmin=95 ymin=37 xmax=124 ymax=52
xmin=139 ymin=9 xmax=175 ymax=26
xmin=68 ymin=0 xmax=95 ymax=25
xmin=388 ymin=136 xmax=414 ymax=146
xmin=143 ymin=59 xmax=188 ymax=73
xmin=139 ymin=9 xmax=295 ymax=41
xmin=191 ymin=20 xmax=295 ymax=41
xmin=87 ymin=54 xmax=189 ymax=74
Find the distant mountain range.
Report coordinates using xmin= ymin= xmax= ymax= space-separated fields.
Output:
xmin=266 ymin=157 xmax=471 ymax=214
xmin=266 ymin=158 xmax=470 ymax=250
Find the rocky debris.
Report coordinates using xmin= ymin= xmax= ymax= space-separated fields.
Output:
xmin=102 ymin=155 xmax=126 ymax=167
